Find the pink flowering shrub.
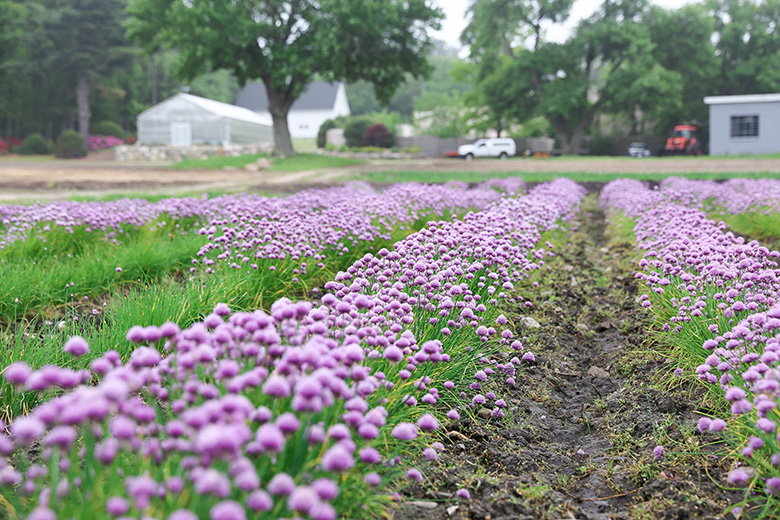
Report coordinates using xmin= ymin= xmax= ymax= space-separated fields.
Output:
xmin=88 ymin=135 xmax=125 ymax=151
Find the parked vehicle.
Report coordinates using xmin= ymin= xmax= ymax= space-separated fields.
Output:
xmin=458 ymin=138 xmax=516 ymax=160
xmin=628 ymin=142 xmax=651 ymax=157
xmin=659 ymin=125 xmax=702 ymax=156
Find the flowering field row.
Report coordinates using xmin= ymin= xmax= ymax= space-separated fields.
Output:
xmin=601 ymin=179 xmax=780 ymax=511
xmin=0 ymin=182 xmax=511 ymax=319
xmin=0 ymin=179 xmax=585 ymax=519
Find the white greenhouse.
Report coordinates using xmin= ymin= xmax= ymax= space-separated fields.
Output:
xmin=137 ymin=93 xmax=273 ymax=147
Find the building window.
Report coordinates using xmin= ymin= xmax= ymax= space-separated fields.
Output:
xmin=730 ymin=115 xmax=759 ymax=138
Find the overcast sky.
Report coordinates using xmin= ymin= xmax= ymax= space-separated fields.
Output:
xmin=430 ymin=0 xmax=700 ymax=53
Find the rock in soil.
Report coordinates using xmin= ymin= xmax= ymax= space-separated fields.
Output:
xmin=394 ymin=193 xmax=740 ymax=520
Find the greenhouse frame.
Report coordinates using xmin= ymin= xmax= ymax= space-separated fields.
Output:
xmin=137 ymin=93 xmax=274 ymax=146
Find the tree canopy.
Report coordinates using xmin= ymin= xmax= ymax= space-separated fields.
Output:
xmin=127 ymin=0 xmax=443 ymax=156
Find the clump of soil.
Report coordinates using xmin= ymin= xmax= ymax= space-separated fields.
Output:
xmin=394 ymin=195 xmax=741 ymax=520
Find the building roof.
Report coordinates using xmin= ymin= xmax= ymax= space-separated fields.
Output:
xmin=139 ymin=93 xmax=272 ymax=126
xmin=704 ymin=93 xmax=780 ymax=105
xmin=235 ymin=81 xmax=341 ymax=112
xmin=179 ymin=93 xmax=272 ymax=125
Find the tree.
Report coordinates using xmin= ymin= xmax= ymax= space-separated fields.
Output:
xmin=31 ymin=0 xmax=133 ymax=145
xmin=708 ymin=0 xmax=780 ymax=96
xmin=127 ymin=0 xmax=443 ymax=156
xmin=645 ymin=4 xmax=717 ymax=131
xmin=460 ymin=0 xmax=575 ymax=136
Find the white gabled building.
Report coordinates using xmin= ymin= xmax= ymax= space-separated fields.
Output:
xmin=235 ymin=81 xmax=351 ymax=139
xmin=704 ymin=93 xmax=780 ymax=156
xmin=137 ymin=93 xmax=274 ymax=147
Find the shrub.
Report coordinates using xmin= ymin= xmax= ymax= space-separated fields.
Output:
xmin=317 ymin=119 xmax=337 ymax=149
xmin=343 ymin=117 xmax=374 ymax=148
xmin=17 ymin=133 xmax=50 ymax=155
xmin=55 ymin=130 xmax=88 ymax=159
xmin=590 ymin=133 xmax=616 ymax=156
xmin=363 ymin=123 xmax=395 ymax=148
xmin=0 ymin=137 xmax=8 ymax=155
xmin=88 ymin=135 xmax=125 ymax=151
xmin=92 ymin=120 xmax=126 ymax=139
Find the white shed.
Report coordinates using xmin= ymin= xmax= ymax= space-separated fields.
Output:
xmin=235 ymin=82 xmax=350 ymax=139
xmin=704 ymin=93 xmax=780 ymax=156
xmin=137 ymin=93 xmax=274 ymax=147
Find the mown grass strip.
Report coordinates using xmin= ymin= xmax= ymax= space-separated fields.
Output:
xmin=170 ymin=153 xmax=364 ymax=171
xmin=346 ymin=170 xmax=780 ymax=185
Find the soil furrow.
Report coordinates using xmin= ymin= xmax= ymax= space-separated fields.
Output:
xmin=395 ymin=194 xmax=739 ymax=520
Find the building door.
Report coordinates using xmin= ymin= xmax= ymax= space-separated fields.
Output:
xmin=170 ymin=122 xmax=192 ymax=147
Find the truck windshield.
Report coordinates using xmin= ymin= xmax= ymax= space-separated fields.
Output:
xmin=673 ymin=130 xmax=693 ymax=138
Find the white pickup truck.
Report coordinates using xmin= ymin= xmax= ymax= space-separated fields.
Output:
xmin=458 ymin=138 xmax=516 ymax=160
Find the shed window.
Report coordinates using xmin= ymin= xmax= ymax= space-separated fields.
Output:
xmin=730 ymin=115 xmax=759 ymax=137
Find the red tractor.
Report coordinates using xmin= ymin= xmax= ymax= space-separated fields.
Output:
xmin=658 ymin=125 xmax=702 ymax=155
xmin=659 ymin=125 xmax=702 ymax=156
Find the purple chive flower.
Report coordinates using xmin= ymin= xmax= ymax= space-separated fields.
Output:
xmin=246 ymin=489 xmax=273 ymax=511
xmin=406 ymin=468 xmax=423 ymax=482
xmin=709 ymin=419 xmax=727 ymax=432
xmin=3 ymin=362 xmax=32 ymax=386
xmin=255 ymin=423 xmax=285 ymax=453
xmin=321 ymin=444 xmax=354 ymax=472
xmin=287 ymin=486 xmax=319 ymax=513
xmin=312 ymin=478 xmax=339 ymax=501
xmin=365 ymin=472 xmax=381 ymax=487
xmin=423 ymin=447 xmax=438 ymax=460
xmin=767 ymin=477 xmax=780 ymax=495
xmin=447 ymin=409 xmax=460 ymax=420
xmin=169 ymin=511 xmax=198 ymax=520
xmin=268 ymin=473 xmax=296 ymax=495
xmin=391 ymin=422 xmax=417 ymax=441
xmin=310 ymin=502 xmax=337 ymax=520
xmin=697 ymin=417 xmax=712 ymax=433
xmin=11 ymin=416 xmax=45 ymax=446
xmin=728 ymin=469 xmax=750 ymax=486
xmin=653 ymin=445 xmax=665 ymax=461
xmin=359 ymin=446 xmax=382 ymax=464
xmin=275 ymin=412 xmax=300 ymax=434
xmin=63 ymin=336 xmax=89 ymax=357
xmin=417 ymin=413 xmax=439 ymax=431
xmin=456 ymin=488 xmax=471 ymax=499
xmin=210 ymin=501 xmax=246 ymax=520
xmin=522 ymin=352 xmax=535 ymax=362
xmin=106 ymin=497 xmax=129 ymax=516
xmin=27 ymin=509 xmax=56 ymax=520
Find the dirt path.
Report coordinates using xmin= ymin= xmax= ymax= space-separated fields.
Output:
xmin=2 ymin=155 xmax=780 ymax=202
xmin=395 ymin=195 xmax=739 ymax=520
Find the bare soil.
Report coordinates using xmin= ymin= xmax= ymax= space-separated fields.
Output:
xmin=2 ymin=155 xmax=780 ymax=201
xmin=393 ymin=195 xmax=740 ymax=520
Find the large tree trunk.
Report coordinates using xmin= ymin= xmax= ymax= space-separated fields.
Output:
xmin=550 ymin=114 xmax=591 ymax=155
xmin=76 ymin=74 xmax=90 ymax=147
xmin=265 ymin=84 xmax=296 ymax=157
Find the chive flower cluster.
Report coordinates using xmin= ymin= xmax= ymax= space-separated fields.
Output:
xmin=0 ymin=179 xmax=585 ymax=519
xmin=601 ymin=179 xmax=780 ymax=501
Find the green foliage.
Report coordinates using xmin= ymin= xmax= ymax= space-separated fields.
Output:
xmin=127 ymin=0 xmax=443 ymax=156
xmin=590 ymin=133 xmax=617 ymax=156
xmin=17 ymin=133 xmax=50 ymax=155
xmin=363 ymin=124 xmax=395 ymax=148
xmin=317 ymin=119 xmax=338 ymax=149
xmin=54 ymin=130 xmax=87 ymax=159
xmin=344 ymin=117 xmax=375 ymax=148
xmin=91 ymin=120 xmax=125 ymax=139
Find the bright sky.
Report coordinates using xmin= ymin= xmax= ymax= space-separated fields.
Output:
xmin=431 ymin=0 xmax=700 ymax=53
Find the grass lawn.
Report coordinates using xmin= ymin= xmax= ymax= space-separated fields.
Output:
xmin=170 ymin=152 xmax=364 ymax=172
xmin=344 ymin=169 xmax=780 ymax=184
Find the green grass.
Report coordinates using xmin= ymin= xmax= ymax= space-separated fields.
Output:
xmin=292 ymin=138 xmax=318 ymax=153
xmin=345 ymin=170 xmax=780 ymax=184
xmin=170 ymin=152 xmax=364 ymax=172
xmin=268 ymin=153 xmax=364 ymax=171
xmin=169 ymin=152 xmax=269 ymax=170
